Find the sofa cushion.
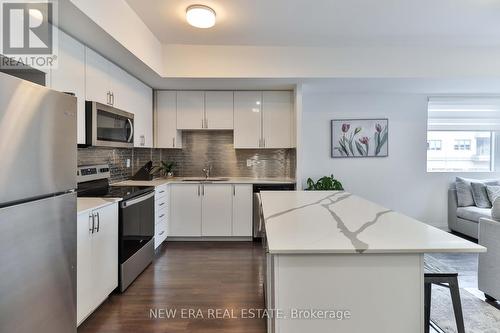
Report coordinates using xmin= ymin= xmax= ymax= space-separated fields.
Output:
xmin=471 ymin=182 xmax=497 ymax=208
xmin=456 ymin=177 xmax=475 ymax=207
xmin=492 ymin=198 xmax=500 ymax=221
xmin=457 ymin=206 xmax=492 ymax=222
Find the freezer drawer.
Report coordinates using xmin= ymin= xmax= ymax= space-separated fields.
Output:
xmin=0 ymin=72 xmax=77 ymax=205
xmin=0 ymin=193 xmax=77 ymax=333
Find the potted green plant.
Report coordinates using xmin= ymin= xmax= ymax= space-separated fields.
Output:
xmin=306 ymin=175 xmax=344 ymax=191
xmin=160 ymin=161 xmax=176 ymax=178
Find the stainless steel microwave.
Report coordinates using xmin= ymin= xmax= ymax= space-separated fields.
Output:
xmin=85 ymin=101 xmax=134 ymax=148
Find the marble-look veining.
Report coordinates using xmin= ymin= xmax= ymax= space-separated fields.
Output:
xmin=261 ymin=191 xmax=485 ymax=254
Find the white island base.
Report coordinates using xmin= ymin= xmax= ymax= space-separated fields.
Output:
xmin=266 ymin=253 xmax=424 ymax=333
xmin=261 ymin=191 xmax=485 ymax=333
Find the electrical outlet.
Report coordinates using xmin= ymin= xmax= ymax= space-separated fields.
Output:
xmin=247 ymin=159 xmax=252 ymax=167
xmin=126 ymin=158 xmax=131 ymax=168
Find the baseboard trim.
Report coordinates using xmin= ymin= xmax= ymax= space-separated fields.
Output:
xmin=166 ymin=236 xmax=253 ymax=242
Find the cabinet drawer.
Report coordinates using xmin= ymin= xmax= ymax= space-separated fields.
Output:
xmin=156 ymin=185 xmax=168 ymax=199
xmin=155 ymin=221 xmax=167 ymax=248
xmin=156 ymin=196 xmax=168 ymax=210
xmin=156 ymin=206 xmax=168 ymax=224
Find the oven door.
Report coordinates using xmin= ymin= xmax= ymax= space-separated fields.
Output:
xmin=119 ymin=191 xmax=155 ymax=264
xmin=87 ymin=101 xmax=134 ymax=148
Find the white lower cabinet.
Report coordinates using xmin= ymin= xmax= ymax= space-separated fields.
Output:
xmin=170 ymin=183 xmax=253 ymax=238
xmin=169 ymin=184 xmax=202 ymax=236
xmin=202 ymin=184 xmax=233 ymax=236
xmin=77 ymin=203 xmax=118 ymax=326
xmin=232 ymin=185 xmax=253 ymax=237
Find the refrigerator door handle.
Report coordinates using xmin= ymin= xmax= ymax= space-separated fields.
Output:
xmin=96 ymin=212 xmax=100 ymax=233
xmin=89 ymin=213 xmax=94 ymax=234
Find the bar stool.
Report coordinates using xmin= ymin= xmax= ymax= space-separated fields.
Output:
xmin=424 ymin=255 xmax=465 ymax=333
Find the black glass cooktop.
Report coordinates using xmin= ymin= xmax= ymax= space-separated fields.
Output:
xmin=77 ymin=180 xmax=154 ymax=201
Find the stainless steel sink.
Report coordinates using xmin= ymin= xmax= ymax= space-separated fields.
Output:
xmin=182 ymin=177 xmax=230 ymax=182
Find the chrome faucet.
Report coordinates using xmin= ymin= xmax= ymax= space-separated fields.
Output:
xmin=202 ymin=163 xmax=212 ymax=179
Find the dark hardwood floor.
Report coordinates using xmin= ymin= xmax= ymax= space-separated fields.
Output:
xmin=78 ymin=242 xmax=267 ymax=333
xmin=79 ymin=238 xmax=499 ymax=333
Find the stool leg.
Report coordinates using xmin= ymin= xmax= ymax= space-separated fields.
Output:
xmin=424 ymin=282 xmax=432 ymax=333
xmin=449 ymin=277 xmax=465 ymax=333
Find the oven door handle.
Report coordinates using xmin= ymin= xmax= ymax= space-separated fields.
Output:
xmin=127 ymin=118 xmax=134 ymax=143
xmin=121 ymin=192 xmax=154 ymax=208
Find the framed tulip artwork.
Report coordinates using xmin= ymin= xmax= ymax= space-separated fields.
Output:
xmin=331 ymin=119 xmax=389 ymax=158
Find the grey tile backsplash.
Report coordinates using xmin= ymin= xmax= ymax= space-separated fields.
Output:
xmin=78 ymin=131 xmax=296 ymax=183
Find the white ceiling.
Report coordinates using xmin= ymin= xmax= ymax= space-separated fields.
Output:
xmin=126 ymin=0 xmax=500 ymax=47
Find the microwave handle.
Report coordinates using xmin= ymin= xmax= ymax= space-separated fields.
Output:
xmin=127 ymin=119 xmax=134 ymax=143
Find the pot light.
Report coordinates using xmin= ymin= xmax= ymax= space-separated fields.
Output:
xmin=186 ymin=5 xmax=216 ymax=29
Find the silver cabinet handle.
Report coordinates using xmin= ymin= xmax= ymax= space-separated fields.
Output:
xmin=263 ymin=138 xmax=266 ymax=148
xmin=111 ymin=92 xmax=115 ymax=106
xmin=158 ymin=231 xmax=165 ymax=236
xmin=172 ymin=137 xmax=175 ymax=148
xmin=233 ymin=185 xmax=236 ymax=196
xmin=106 ymin=92 xmax=110 ymax=105
xmin=205 ymin=118 xmax=208 ymax=129
xmin=159 ymin=190 xmax=165 ymax=194
xmin=159 ymin=202 xmax=165 ymax=206
xmin=96 ymin=212 xmax=100 ymax=233
xmin=89 ymin=214 xmax=94 ymax=234
xmin=159 ymin=214 xmax=165 ymax=219
xmin=198 ymin=185 xmax=200 ymax=196
xmin=202 ymin=184 xmax=205 ymax=196
xmin=202 ymin=118 xmax=204 ymax=128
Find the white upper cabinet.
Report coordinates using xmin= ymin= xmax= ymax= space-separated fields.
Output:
xmin=205 ymin=91 xmax=234 ymax=129
xmin=177 ymin=91 xmax=205 ymax=130
xmin=234 ymin=91 xmax=262 ymax=148
xmin=262 ymin=91 xmax=292 ymax=148
xmin=201 ymin=184 xmax=233 ymax=236
xmin=156 ymin=91 xmax=182 ymax=148
xmin=132 ymin=79 xmax=153 ymax=148
xmin=85 ymin=47 xmax=113 ymax=106
xmin=234 ymin=91 xmax=293 ymax=149
xmin=85 ymin=46 xmax=153 ymax=146
xmin=49 ymin=29 xmax=86 ymax=144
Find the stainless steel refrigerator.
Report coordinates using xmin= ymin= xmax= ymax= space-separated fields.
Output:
xmin=0 ymin=72 xmax=77 ymax=333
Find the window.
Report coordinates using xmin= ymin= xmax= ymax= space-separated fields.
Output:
xmin=427 ymin=140 xmax=442 ymax=151
xmin=427 ymin=97 xmax=498 ymax=172
xmin=453 ymin=139 xmax=471 ymax=151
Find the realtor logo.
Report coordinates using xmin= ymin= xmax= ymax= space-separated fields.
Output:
xmin=1 ymin=0 xmax=58 ymax=69
xmin=3 ymin=1 xmax=52 ymax=54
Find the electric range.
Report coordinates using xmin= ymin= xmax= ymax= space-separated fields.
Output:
xmin=77 ymin=164 xmax=155 ymax=292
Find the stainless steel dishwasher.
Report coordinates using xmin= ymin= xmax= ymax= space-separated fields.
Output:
xmin=252 ymin=183 xmax=296 ymax=238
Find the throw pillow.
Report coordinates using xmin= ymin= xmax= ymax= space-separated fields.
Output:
xmin=492 ymin=198 xmax=500 ymax=221
xmin=471 ymin=182 xmax=498 ymax=208
xmin=456 ymin=177 xmax=475 ymax=207
xmin=486 ymin=185 xmax=500 ymax=206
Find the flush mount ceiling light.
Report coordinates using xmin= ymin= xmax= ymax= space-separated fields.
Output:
xmin=186 ymin=5 xmax=216 ymax=28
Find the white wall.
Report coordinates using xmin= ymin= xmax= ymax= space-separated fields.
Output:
xmin=301 ymin=92 xmax=500 ymax=228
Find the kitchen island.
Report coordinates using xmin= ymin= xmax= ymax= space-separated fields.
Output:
xmin=260 ymin=191 xmax=485 ymax=333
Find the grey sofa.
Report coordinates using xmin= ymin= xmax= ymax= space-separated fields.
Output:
xmin=448 ymin=186 xmax=492 ymax=239
xmin=479 ymin=217 xmax=500 ymax=301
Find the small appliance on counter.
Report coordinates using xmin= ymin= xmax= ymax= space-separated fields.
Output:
xmin=77 ymin=165 xmax=155 ymax=292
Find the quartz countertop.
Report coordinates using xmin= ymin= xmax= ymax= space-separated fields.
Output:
xmin=77 ymin=197 xmax=121 ymax=215
xmin=261 ymin=191 xmax=486 ymax=254
xmin=113 ymin=177 xmax=296 ymax=187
